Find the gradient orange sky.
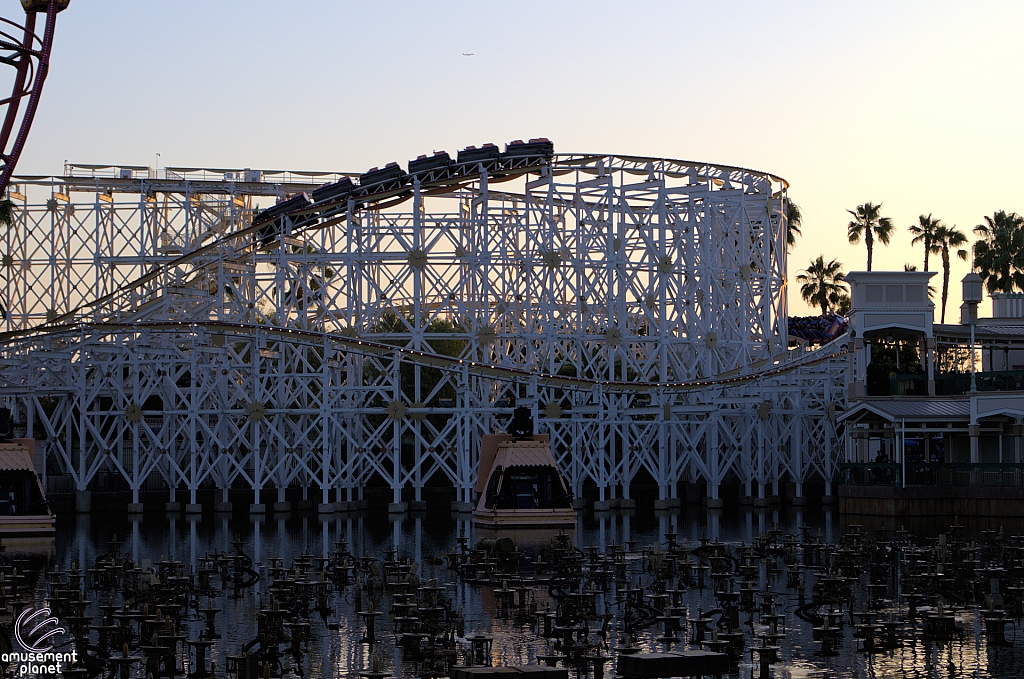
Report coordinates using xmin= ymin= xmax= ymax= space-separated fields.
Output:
xmin=15 ymin=1 xmax=1023 ymax=319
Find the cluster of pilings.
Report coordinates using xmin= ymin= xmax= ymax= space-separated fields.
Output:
xmin=25 ymin=518 xmax=1024 ymax=679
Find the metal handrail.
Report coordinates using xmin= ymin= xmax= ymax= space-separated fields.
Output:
xmin=840 ymin=462 xmax=1024 ymax=487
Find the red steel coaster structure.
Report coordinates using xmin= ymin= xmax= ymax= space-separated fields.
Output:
xmin=0 ymin=0 xmax=68 ymax=194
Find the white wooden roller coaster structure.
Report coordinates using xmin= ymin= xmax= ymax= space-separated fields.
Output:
xmin=0 ymin=143 xmax=848 ymax=508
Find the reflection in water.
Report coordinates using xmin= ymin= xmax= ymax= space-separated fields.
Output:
xmin=40 ymin=507 xmax=1024 ymax=678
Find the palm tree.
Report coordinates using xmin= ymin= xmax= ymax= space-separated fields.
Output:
xmin=908 ymin=213 xmax=942 ymax=272
xmin=847 ymin=202 xmax=893 ymax=271
xmin=833 ymin=291 xmax=851 ymax=315
xmin=786 ymin=200 xmax=802 ymax=252
xmin=973 ymin=210 xmax=1024 ymax=294
xmin=797 ymin=255 xmax=847 ymax=316
xmin=932 ymin=225 xmax=968 ymax=323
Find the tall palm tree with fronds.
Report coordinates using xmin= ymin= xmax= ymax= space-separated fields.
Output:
xmin=797 ymin=255 xmax=847 ymax=316
xmin=973 ymin=210 xmax=1024 ymax=294
xmin=786 ymin=200 xmax=802 ymax=252
xmin=908 ymin=213 xmax=942 ymax=272
xmin=933 ymin=224 xmax=969 ymax=323
xmin=847 ymin=202 xmax=893 ymax=271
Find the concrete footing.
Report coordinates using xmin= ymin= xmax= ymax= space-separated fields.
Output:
xmin=61 ymin=486 xmax=828 ymax=516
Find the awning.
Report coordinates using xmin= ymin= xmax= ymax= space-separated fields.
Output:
xmin=838 ymin=399 xmax=971 ymax=424
xmin=493 ymin=440 xmax=558 ymax=469
xmin=0 ymin=443 xmax=35 ymax=472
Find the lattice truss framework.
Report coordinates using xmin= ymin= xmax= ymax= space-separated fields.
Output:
xmin=0 ymin=155 xmax=847 ymax=504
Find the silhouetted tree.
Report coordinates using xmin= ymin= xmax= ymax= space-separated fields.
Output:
xmin=797 ymin=255 xmax=847 ymax=315
xmin=847 ymin=202 xmax=893 ymax=271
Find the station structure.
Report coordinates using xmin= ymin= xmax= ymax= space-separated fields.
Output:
xmin=839 ymin=271 xmax=1024 ymax=518
xmin=0 ymin=145 xmax=848 ymax=512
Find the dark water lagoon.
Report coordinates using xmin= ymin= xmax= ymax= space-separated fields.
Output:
xmin=12 ymin=506 xmax=1024 ymax=678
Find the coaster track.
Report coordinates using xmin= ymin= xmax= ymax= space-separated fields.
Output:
xmin=0 ymin=145 xmax=846 ymax=508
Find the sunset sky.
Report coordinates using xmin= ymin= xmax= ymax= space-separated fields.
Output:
xmin=16 ymin=1 xmax=1023 ymax=318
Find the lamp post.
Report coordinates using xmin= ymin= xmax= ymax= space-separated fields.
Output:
xmin=961 ymin=272 xmax=984 ymax=393
xmin=970 ymin=321 xmax=977 ymax=393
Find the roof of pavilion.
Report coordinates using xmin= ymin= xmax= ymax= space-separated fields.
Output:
xmin=839 ymin=399 xmax=971 ymax=424
xmin=934 ymin=324 xmax=1024 ymax=341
